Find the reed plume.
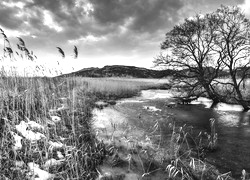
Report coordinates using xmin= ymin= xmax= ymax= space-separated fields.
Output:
xmin=74 ymin=45 xmax=78 ymax=59
xmin=17 ymin=37 xmax=25 ymax=47
xmin=56 ymin=47 xmax=65 ymax=58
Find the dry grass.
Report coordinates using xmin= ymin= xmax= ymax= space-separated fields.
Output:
xmin=72 ymin=77 xmax=171 ymax=101
xmin=0 ymin=76 xmax=112 ymax=180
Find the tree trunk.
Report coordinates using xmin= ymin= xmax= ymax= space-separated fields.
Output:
xmin=210 ymin=100 xmax=219 ymax=109
xmin=231 ymin=75 xmax=249 ymax=111
xmin=202 ymin=83 xmax=221 ymax=109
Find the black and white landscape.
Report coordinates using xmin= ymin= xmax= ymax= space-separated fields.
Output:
xmin=0 ymin=1 xmax=250 ymax=180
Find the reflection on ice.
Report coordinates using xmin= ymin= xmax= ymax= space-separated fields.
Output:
xmin=216 ymin=110 xmax=250 ymax=128
xmin=92 ymin=107 xmax=127 ymax=130
xmin=217 ymin=112 xmax=241 ymax=127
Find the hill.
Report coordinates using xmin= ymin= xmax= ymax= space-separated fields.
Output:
xmin=62 ymin=65 xmax=174 ymax=78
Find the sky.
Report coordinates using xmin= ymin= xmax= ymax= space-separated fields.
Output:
xmin=0 ymin=0 xmax=249 ymax=76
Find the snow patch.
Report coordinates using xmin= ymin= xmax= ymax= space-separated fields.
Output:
xmin=50 ymin=116 xmax=61 ymax=122
xmin=27 ymin=120 xmax=45 ymax=131
xmin=28 ymin=162 xmax=54 ymax=180
xmin=11 ymin=132 xmax=22 ymax=150
xmin=57 ymin=151 xmax=64 ymax=159
xmin=43 ymin=158 xmax=64 ymax=170
xmin=143 ymin=106 xmax=161 ymax=112
xmin=118 ymin=99 xmax=143 ymax=103
xmin=141 ymin=90 xmax=173 ymax=99
xmin=215 ymin=103 xmax=244 ymax=112
xmin=16 ymin=121 xmax=46 ymax=142
xmin=15 ymin=161 xmax=25 ymax=167
xmin=57 ymin=105 xmax=69 ymax=111
xmin=190 ymin=97 xmax=213 ymax=108
xmin=48 ymin=141 xmax=64 ymax=150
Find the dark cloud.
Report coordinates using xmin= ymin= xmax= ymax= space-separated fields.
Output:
xmin=0 ymin=3 xmax=23 ymax=29
xmin=131 ymin=0 xmax=183 ymax=32
xmin=91 ymin=0 xmax=183 ymax=33
xmin=25 ymin=0 xmax=78 ymax=27
xmin=90 ymin=0 xmax=131 ymax=24
xmin=23 ymin=0 xmax=185 ymax=38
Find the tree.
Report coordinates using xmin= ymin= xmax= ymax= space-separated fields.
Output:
xmin=154 ymin=13 xmax=225 ymax=106
xmin=213 ymin=6 xmax=250 ymax=111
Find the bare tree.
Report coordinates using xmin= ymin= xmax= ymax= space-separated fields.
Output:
xmin=154 ymin=13 xmax=225 ymax=107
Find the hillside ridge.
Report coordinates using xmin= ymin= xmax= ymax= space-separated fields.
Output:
xmin=62 ymin=65 xmax=174 ymax=78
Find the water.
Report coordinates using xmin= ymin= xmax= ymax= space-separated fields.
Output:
xmin=117 ymin=89 xmax=250 ymax=178
xmin=170 ymin=103 xmax=250 ymax=177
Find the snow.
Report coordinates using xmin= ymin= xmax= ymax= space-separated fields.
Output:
xmin=143 ymin=106 xmax=161 ymax=112
xmin=43 ymin=158 xmax=64 ymax=169
xmin=57 ymin=104 xmax=69 ymax=111
xmin=190 ymin=97 xmax=213 ymax=108
xmin=28 ymin=162 xmax=54 ymax=180
xmin=11 ymin=132 xmax=22 ymax=150
xmin=50 ymin=116 xmax=61 ymax=122
xmin=141 ymin=90 xmax=173 ymax=100
xmin=27 ymin=120 xmax=45 ymax=131
xmin=16 ymin=121 xmax=28 ymax=132
xmin=48 ymin=141 xmax=64 ymax=149
xmin=15 ymin=161 xmax=25 ymax=167
xmin=57 ymin=151 xmax=64 ymax=159
xmin=16 ymin=121 xmax=46 ymax=142
xmin=215 ymin=103 xmax=244 ymax=112
xmin=119 ymin=99 xmax=143 ymax=103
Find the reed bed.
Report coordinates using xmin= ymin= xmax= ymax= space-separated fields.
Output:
xmin=0 ymin=76 xmax=112 ymax=180
xmin=76 ymin=77 xmax=171 ymax=100
xmin=0 ymin=75 xmax=169 ymax=180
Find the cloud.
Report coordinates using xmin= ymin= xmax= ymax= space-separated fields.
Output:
xmin=0 ymin=0 xmax=248 ymax=74
xmin=0 ymin=2 xmax=24 ymax=29
xmin=90 ymin=0 xmax=183 ymax=33
xmin=239 ymin=0 xmax=250 ymax=17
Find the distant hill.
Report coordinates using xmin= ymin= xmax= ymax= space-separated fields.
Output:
xmin=61 ymin=65 xmax=174 ymax=78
